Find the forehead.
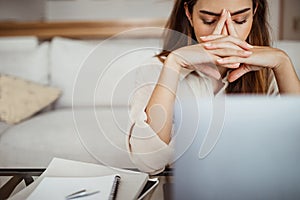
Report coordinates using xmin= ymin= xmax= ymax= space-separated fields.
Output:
xmin=195 ymin=0 xmax=253 ymax=13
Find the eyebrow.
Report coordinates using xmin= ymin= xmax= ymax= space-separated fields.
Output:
xmin=199 ymin=8 xmax=251 ymax=17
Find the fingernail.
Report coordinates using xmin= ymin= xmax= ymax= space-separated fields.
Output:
xmin=203 ymin=43 xmax=212 ymax=47
xmin=222 ymin=9 xmax=226 ymax=16
xmin=247 ymin=44 xmax=254 ymax=48
xmin=244 ymin=51 xmax=252 ymax=55
xmin=200 ymin=36 xmax=207 ymax=40
xmin=233 ymin=63 xmax=240 ymax=68
xmin=227 ymin=11 xmax=231 ymax=17
xmin=217 ymin=58 xmax=223 ymax=63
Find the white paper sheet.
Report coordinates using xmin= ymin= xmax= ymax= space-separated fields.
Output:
xmin=10 ymin=158 xmax=149 ymax=200
xmin=26 ymin=175 xmax=118 ymax=200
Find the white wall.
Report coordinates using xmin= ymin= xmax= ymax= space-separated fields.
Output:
xmin=282 ymin=0 xmax=300 ymax=40
xmin=0 ymin=0 xmax=45 ymax=21
xmin=0 ymin=0 xmax=298 ymax=41
xmin=0 ymin=0 xmax=173 ymax=21
xmin=268 ymin=0 xmax=280 ymax=41
xmin=46 ymin=0 xmax=173 ymax=21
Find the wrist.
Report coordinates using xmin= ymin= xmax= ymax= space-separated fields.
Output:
xmin=164 ymin=53 xmax=182 ymax=73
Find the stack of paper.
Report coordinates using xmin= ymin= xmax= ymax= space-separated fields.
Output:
xmin=9 ymin=158 xmax=149 ymax=200
xmin=27 ymin=175 xmax=118 ymax=200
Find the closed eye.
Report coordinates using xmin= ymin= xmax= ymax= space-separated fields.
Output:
xmin=202 ymin=19 xmax=247 ymax=25
xmin=234 ymin=19 xmax=247 ymax=24
xmin=203 ymin=20 xmax=216 ymax=25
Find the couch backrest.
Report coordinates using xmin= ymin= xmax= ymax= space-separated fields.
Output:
xmin=50 ymin=37 xmax=162 ymax=108
xmin=1 ymin=37 xmax=299 ymax=109
xmin=274 ymin=41 xmax=300 ymax=77
xmin=0 ymin=37 xmax=49 ymax=84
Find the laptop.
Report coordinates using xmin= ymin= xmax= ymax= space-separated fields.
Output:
xmin=172 ymin=96 xmax=300 ymax=200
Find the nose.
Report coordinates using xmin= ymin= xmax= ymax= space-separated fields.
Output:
xmin=221 ymin=25 xmax=228 ymax=35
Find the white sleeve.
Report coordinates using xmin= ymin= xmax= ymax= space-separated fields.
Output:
xmin=267 ymin=70 xmax=280 ymax=96
xmin=126 ymin=59 xmax=174 ymax=175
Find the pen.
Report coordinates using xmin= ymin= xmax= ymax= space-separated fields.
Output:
xmin=65 ymin=189 xmax=100 ymax=199
xmin=109 ymin=175 xmax=121 ymax=200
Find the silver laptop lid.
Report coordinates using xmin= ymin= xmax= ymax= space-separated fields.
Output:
xmin=173 ymin=96 xmax=300 ymax=200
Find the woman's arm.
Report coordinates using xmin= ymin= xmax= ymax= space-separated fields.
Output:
xmin=200 ymin=10 xmax=300 ymax=94
xmin=272 ymin=51 xmax=300 ymax=94
xmin=145 ymin=55 xmax=181 ymax=144
xmin=145 ymin=19 xmax=254 ymax=144
xmin=127 ymin=60 xmax=175 ymax=174
xmin=144 ymin=40 xmax=235 ymax=144
xmin=215 ymin=46 xmax=300 ymax=94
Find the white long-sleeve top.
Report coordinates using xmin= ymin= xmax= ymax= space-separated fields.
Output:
xmin=126 ymin=57 xmax=278 ymax=175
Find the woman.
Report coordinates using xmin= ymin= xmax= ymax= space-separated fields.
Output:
xmin=126 ymin=0 xmax=300 ymax=174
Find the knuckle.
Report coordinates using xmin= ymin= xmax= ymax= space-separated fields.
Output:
xmin=224 ymin=49 xmax=232 ymax=54
xmin=227 ymin=35 xmax=233 ymax=40
xmin=238 ymin=50 xmax=245 ymax=55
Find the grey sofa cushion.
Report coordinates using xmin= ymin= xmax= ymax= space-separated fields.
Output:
xmin=0 ymin=107 xmax=134 ymax=169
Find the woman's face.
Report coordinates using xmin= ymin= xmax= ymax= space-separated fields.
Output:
xmin=185 ymin=0 xmax=254 ymax=42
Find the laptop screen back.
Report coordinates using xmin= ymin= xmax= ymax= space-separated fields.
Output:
xmin=173 ymin=96 xmax=300 ymax=200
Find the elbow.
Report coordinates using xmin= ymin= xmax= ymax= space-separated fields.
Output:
xmin=126 ymin=123 xmax=173 ymax=175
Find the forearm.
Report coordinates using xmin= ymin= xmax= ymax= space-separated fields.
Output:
xmin=145 ymin=56 xmax=181 ymax=144
xmin=273 ymin=52 xmax=300 ymax=94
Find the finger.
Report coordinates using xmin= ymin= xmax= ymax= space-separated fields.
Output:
xmin=217 ymin=56 xmax=244 ymax=73
xmin=216 ymin=56 xmax=246 ymax=65
xmin=203 ymin=42 xmax=253 ymax=52
xmin=212 ymin=9 xmax=227 ymax=35
xmin=228 ymin=65 xmax=252 ymax=82
xmin=209 ymin=54 xmax=240 ymax=69
xmin=220 ymin=63 xmax=240 ymax=69
xmin=202 ymin=36 xmax=253 ymax=50
xmin=205 ymin=48 xmax=252 ymax=58
xmin=221 ymin=24 xmax=228 ymax=35
xmin=195 ymin=64 xmax=221 ymax=80
xmin=199 ymin=34 xmax=224 ymax=42
xmin=216 ymin=54 xmax=241 ymax=69
xmin=226 ymin=11 xmax=239 ymax=37
xmin=219 ymin=62 xmax=241 ymax=70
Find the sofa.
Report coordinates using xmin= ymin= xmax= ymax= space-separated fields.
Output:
xmin=0 ymin=35 xmax=163 ymax=172
xmin=0 ymin=35 xmax=299 ymax=172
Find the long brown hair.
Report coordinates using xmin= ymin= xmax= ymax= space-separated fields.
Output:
xmin=157 ymin=0 xmax=272 ymax=94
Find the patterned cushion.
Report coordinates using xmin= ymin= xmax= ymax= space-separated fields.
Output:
xmin=0 ymin=75 xmax=61 ymax=124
